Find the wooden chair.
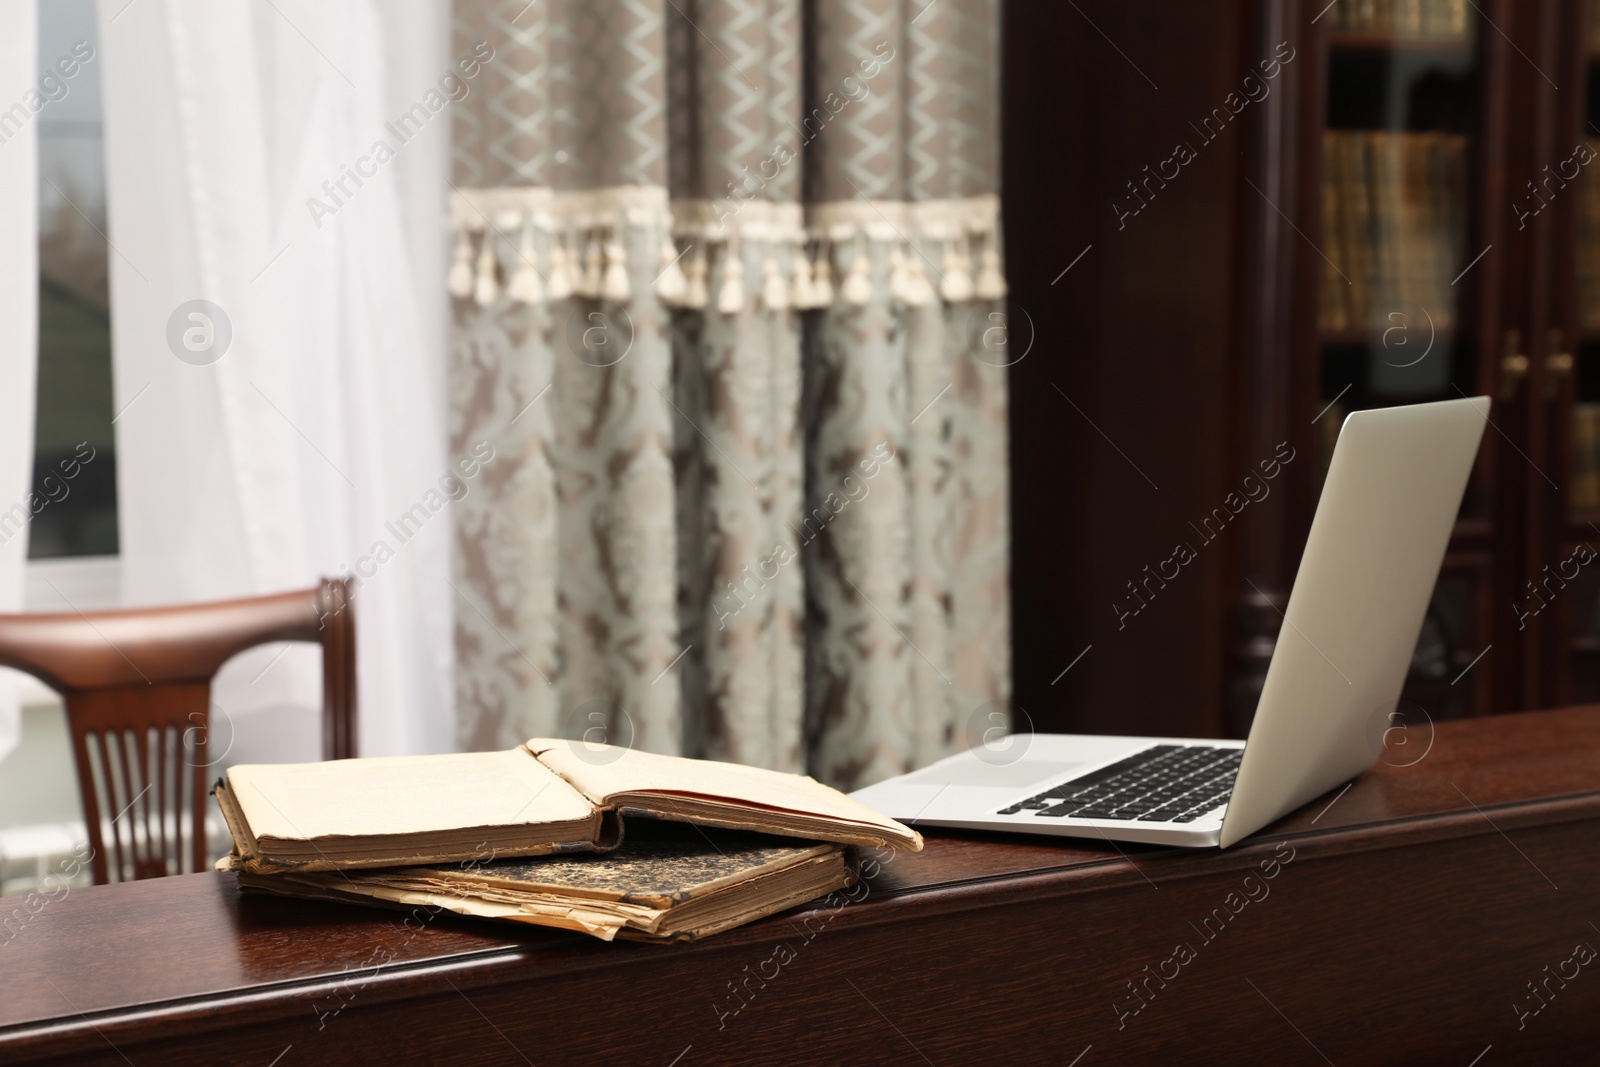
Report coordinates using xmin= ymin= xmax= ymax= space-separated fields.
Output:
xmin=0 ymin=578 xmax=355 ymax=883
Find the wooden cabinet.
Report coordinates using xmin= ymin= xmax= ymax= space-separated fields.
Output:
xmin=1247 ymin=0 xmax=1509 ymax=735
xmin=1006 ymin=0 xmax=1600 ymax=737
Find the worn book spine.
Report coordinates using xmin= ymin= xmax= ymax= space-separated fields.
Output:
xmin=1421 ymin=134 xmax=1444 ymax=330
xmin=1405 ymin=133 xmax=1435 ymax=328
xmin=1371 ymin=132 xmax=1404 ymax=330
xmin=1582 ymin=141 xmax=1600 ymax=330
xmin=1395 ymin=0 xmax=1422 ymax=36
xmin=1341 ymin=131 xmax=1373 ymax=330
xmin=1573 ymin=405 xmax=1600 ymax=512
xmin=1395 ymin=132 xmax=1418 ymax=319
xmin=1320 ymin=130 xmax=1350 ymax=333
xmin=1375 ymin=0 xmax=1395 ymax=34
xmin=1444 ymin=135 xmax=1469 ymax=325
xmin=1432 ymin=134 xmax=1466 ymax=332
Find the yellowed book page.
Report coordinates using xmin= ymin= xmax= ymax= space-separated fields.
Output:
xmin=227 ymin=749 xmax=592 ymax=842
xmin=238 ymin=873 xmax=634 ymax=940
xmin=525 ymin=739 xmax=916 ymax=841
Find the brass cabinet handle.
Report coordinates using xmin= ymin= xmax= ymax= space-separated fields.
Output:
xmin=1546 ymin=328 xmax=1573 ymax=399
xmin=1500 ymin=329 xmax=1528 ymax=401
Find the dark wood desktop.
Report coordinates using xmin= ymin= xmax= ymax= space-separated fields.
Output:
xmin=3 ymin=706 xmax=1599 ymax=1066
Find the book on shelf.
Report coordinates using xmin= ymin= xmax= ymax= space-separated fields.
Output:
xmin=224 ymin=821 xmax=858 ymax=943
xmin=1319 ymin=133 xmax=1350 ymax=332
xmin=1573 ymin=404 xmax=1600 ymax=512
xmin=1328 ymin=0 xmax=1470 ymax=38
xmin=214 ymin=739 xmax=922 ymax=874
xmin=1371 ymin=133 xmax=1405 ymax=330
xmin=1318 ymin=130 xmax=1468 ymax=337
xmin=1580 ymin=142 xmax=1600 ymax=331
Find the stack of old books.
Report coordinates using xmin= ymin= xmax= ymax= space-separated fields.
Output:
xmin=213 ymin=739 xmax=920 ymax=943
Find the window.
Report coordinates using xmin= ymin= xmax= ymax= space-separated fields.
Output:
xmin=32 ymin=0 xmax=115 ymax=561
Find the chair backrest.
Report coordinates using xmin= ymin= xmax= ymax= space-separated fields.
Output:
xmin=0 ymin=578 xmax=355 ymax=884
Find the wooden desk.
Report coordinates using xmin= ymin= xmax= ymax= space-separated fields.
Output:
xmin=3 ymin=707 xmax=1600 ymax=1066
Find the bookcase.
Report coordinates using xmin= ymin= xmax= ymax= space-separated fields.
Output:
xmin=1249 ymin=0 xmax=1499 ymax=735
xmin=1241 ymin=0 xmax=1600 ymax=734
xmin=1003 ymin=0 xmax=1600 ymax=741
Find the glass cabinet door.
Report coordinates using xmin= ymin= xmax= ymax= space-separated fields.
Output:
xmin=1311 ymin=1 xmax=1495 ymax=723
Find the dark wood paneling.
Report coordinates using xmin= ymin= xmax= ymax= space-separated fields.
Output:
xmin=1005 ymin=1 xmax=1251 ymax=738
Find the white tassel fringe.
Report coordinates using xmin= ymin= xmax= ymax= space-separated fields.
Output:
xmin=507 ymin=219 xmax=544 ymax=305
xmin=448 ymin=232 xmax=474 ymax=298
xmin=473 ymin=233 xmax=499 ymax=306
xmin=655 ymin=239 xmax=688 ymax=305
xmin=842 ymin=244 xmax=871 ymax=307
xmin=602 ymin=237 xmax=631 ymax=303
xmin=717 ymin=244 xmax=745 ymax=315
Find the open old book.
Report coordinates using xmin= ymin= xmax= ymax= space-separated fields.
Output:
xmin=215 ymin=739 xmax=921 ymax=873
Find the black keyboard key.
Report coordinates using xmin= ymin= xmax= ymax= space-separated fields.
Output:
xmin=1184 ymin=801 xmax=1225 ymax=816
xmin=1137 ymin=807 xmax=1188 ymax=822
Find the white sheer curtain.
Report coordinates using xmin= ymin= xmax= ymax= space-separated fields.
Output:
xmin=0 ymin=0 xmax=39 ymax=764
xmin=97 ymin=0 xmax=454 ymax=758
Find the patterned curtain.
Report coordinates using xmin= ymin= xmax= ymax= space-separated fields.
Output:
xmin=448 ymin=0 xmax=1008 ymax=790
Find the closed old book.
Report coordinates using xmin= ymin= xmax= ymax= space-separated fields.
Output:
xmin=1370 ymin=131 xmax=1405 ymax=329
xmin=1440 ymin=134 xmax=1469 ymax=325
xmin=1395 ymin=0 xmax=1423 ymax=36
xmin=1433 ymin=135 xmax=1459 ymax=331
xmin=1573 ymin=404 xmax=1600 ymax=511
xmin=1373 ymin=0 xmax=1396 ymax=33
xmin=1320 ymin=131 xmax=1351 ymax=333
xmin=1581 ymin=142 xmax=1600 ymax=330
xmin=214 ymin=739 xmax=921 ymax=874
xmin=1402 ymin=133 xmax=1436 ymax=324
xmin=1423 ymin=0 xmax=1469 ymax=37
xmin=1340 ymin=131 xmax=1375 ymax=329
xmin=228 ymin=822 xmax=860 ymax=942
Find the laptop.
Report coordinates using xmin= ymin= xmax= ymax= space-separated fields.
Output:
xmin=851 ymin=396 xmax=1488 ymax=848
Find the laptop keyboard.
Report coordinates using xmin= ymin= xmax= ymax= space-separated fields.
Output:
xmin=997 ymin=744 xmax=1242 ymax=823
